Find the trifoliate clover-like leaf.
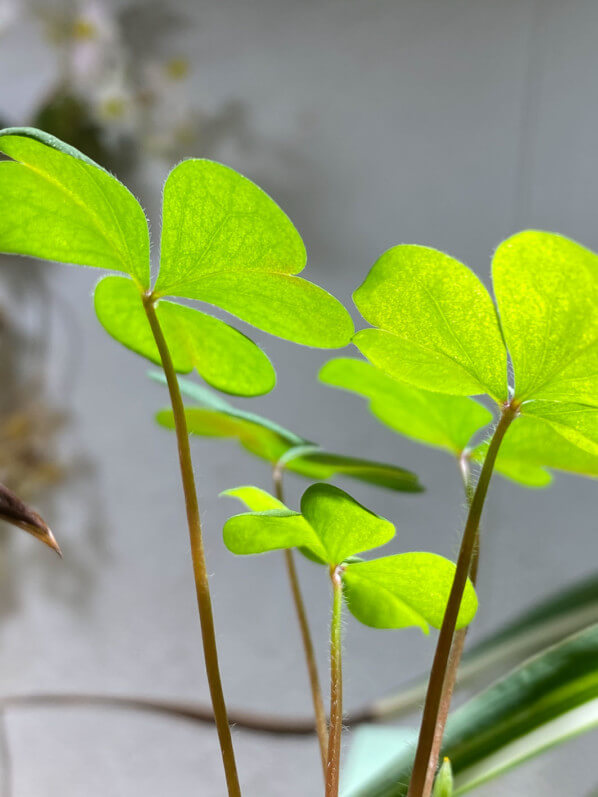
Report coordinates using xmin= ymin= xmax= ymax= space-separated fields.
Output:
xmin=223 ymin=484 xmax=478 ymax=634
xmin=342 ymin=553 xmax=478 ymax=633
xmin=223 ymin=483 xmax=395 ymax=565
xmin=319 ymin=358 xmax=493 ymax=456
xmin=153 ymin=159 xmax=354 ymax=348
xmin=493 ymin=231 xmax=598 ymax=405
xmin=0 ymin=128 xmax=150 ymax=288
xmin=353 ymin=245 xmax=508 ymax=401
xmin=154 ymin=373 xmax=422 ymax=492
xmin=95 ymin=276 xmax=276 ymax=396
xmin=520 ymin=401 xmax=598 ymax=456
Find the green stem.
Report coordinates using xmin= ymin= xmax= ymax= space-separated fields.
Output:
xmin=407 ymin=401 xmax=519 ymax=797
xmin=273 ymin=466 xmax=329 ymax=778
xmin=143 ymin=294 xmax=241 ymax=797
xmin=326 ymin=565 xmax=344 ymax=797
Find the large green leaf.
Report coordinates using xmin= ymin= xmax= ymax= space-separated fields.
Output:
xmin=153 ymin=159 xmax=353 ymax=348
xmin=493 ymin=231 xmax=598 ymax=405
xmin=343 ymin=553 xmax=478 ymax=633
xmin=0 ymin=127 xmax=150 ymax=288
xmin=352 ymin=245 xmax=508 ymax=400
xmin=95 ymin=276 xmax=275 ymax=396
xmin=473 ymin=413 xmax=598 ymax=487
xmin=319 ymin=358 xmax=493 ymax=455
xmin=349 ymin=624 xmax=598 ymax=796
xmin=153 ymin=373 xmax=422 ymax=492
xmin=223 ymin=483 xmax=394 ymax=565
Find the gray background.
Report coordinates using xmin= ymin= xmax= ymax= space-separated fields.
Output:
xmin=0 ymin=0 xmax=597 ymax=795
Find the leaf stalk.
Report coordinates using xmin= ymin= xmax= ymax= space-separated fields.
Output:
xmin=142 ymin=293 xmax=241 ymax=797
xmin=407 ymin=401 xmax=519 ymax=797
xmin=273 ymin=466 xmax=329 ymax=777
xmin=326 ymin=564 xmax=344 ymax=797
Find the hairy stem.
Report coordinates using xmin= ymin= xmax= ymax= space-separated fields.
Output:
xmin=273 ymin=466 xmax=329 ymax=777
xmin=326 ymin=566 xmax=344 ymax=797
xmin=143 ymin=295 xmax=241 ymax=797
xmin=423 ymin=454 xmax=480 ymax=796
xmin=408 ymin=402 xmax=518 ymax=797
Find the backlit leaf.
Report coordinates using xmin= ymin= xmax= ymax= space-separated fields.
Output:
xmin=521 ymin=400 xmax=598 ymax=456
xmin=223 ymin=483 xmax=394 ymax=566
xmin=95 ymin=275 xmax=275 ymax=396
xmin=343 ymin=553 xmax=478 ymax=633
xmin=221 ymin=485 xmax=286 ymax=512
xmin=493 ymin=231 xmax=598 ymax=405
xmin=353 ymin=245 xmax=508 ymax=400
xmin=154 ymin=159 xmax=354 ymax=348
xmin=319 ymin=358 xmax=493 ymax=455
xmin=0 ymin=127 xmax=150 ymax=287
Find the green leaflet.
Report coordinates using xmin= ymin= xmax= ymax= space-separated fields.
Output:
xmin=95 ymin=276 xmax=276 ymax=396
xmin=224 ymin=483 xmax=395 ymax=565
xmin=153 ymin=373 xmax=422 ymax=492
xmin=493 ymin=231 xmax=598 ymax=405
xmin=521 ymin=400 xmax=598 ymax=456
xmin=223 ymin=483 xmax=477 ymax=633
xmin=154 ymin=159 xmax=354 ymax=348
xmin=342 ymin=553 xmax=478 ymax=633
xmin=353 ymin=245 xmax=508 ymax=401
xmin=0 ymin=128 xmax=150 ymax=288
xmin=474 ymin=412 xmax=598 ymax=488
xmin=319 ymin=358 xmax=493 ymax=455
xmin=349 ymin=624 xmax=598 ymax=796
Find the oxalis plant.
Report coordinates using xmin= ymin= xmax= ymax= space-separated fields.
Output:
xmin=0 ymin=126 xmax=357 ymax=794
xmin=321 ymin=235 xmax=597 ymax=797
xmin=0 ymin=125 xmax=595 ymax=796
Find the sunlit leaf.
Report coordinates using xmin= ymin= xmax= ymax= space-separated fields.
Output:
xmin=493 ymin=231 xmax=598 ymax=405
xmin=474 ymin=412 xmax=598 ymax=488
xmin=154 ymin=159 xmax=354 ymax=348
xmin=223 ymin=483 xmax=394 ymax=565
xmin=154 ymin=374 xmax=422 ymax=492
xmin=348 ymin=624 xmax=598 ymax=796
xmin=95 ymin=276 xmax=275 ymax=396
xmin=0 ymin=127 xmax=150 ymax=287
xmin=343 ymin=554 xmax=478 ymax=633
xmin=353 ymin=245 xmax=508 ymax=400
xmin=319 ymin=358 xmax=493 ymax=455
xmin=521 ymin=400 xmax=598 ymax=456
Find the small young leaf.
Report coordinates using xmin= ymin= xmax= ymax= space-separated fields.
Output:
xmin=342 ymin=553 xmax=478 ymax=633
xmin=521 ymin=401 xmax=598 ymax=456
xmin=475 ymin=414 xmax=598 ymax=487
xmin=154 ymin=159 xmax=354 ymax=348
xmin=493 ymin=231 xmax=598 ymax=405
xmin=95 ymin=276 xmax=275 ymax=396
xmin=223 ymin=483 xmax=395 ymax=565
xmin=433 ymin=758 xmax=454 ymax=797
xmin=319 ymin=358 xmax=493 ymax=455
xmin=353 ymin=245 xmax=508 ymax=400
xmin=0 ymin=128 xmax=150 ymax=288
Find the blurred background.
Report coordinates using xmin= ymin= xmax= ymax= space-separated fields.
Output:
xmin=0 ymin=0 xmax=596 ymax=794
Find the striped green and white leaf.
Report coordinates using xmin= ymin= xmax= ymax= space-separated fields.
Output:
xmin=345 ymin=624 xmax=598 ymax=796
